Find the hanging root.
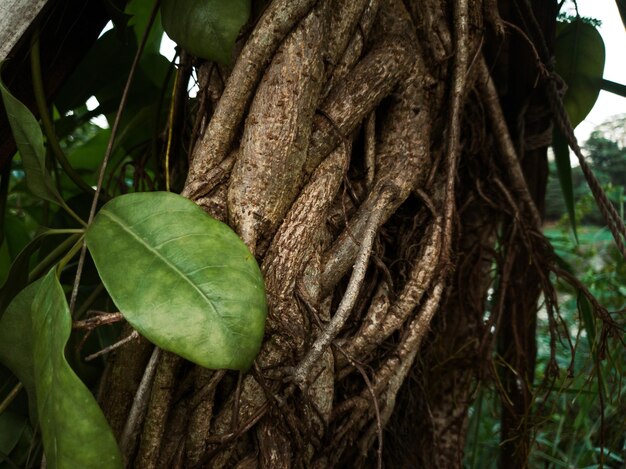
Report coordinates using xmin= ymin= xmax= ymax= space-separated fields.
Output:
xmin=93 ymin=0 xmax=626 ymax=467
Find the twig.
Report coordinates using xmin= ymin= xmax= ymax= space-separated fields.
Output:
xmin=73 ymin=311 xmax=123 ymax=329
xmin=84 ymin=330 xmax=139 ymax=362
xmin=441 ymin=0 xmax=470 ymax=266
xmin=365 ymin=111 xmax=376 ymax=189
xmin=0 ymin=382 xmax=22 ymax=414
xmin=336 ymin=345 xmax=382 ymax=469
xmin=294 ymin=194 xmax=386 ymax=388
xmin=72 ymin=284 xmax=105 ymax=320
xmin=164 ymin=65 xmax=181 ymax=192
xmin=477 ymin=55 xmax=542 ymax=228
xmin=68 ymin=0 xmax=160 ymax=315
xmin=120 ymin=346 xmax=161 ymax=462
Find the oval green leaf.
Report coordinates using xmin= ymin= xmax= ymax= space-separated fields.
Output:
xmin=161 ymin=0 xmax=251 ymax=64
xmin=0 ymin=270 xmax=122 ymax=468
xmin=555 ymin=19 xmax=606 ymax=128
xmin=85 ymin=192 xmax=267 ymax=370
xmin=0 ymin=281 xmax=39 ymax=421
xmin=0 ymin=411 xmax=28 ymax=464
xmin=0 ymin=68 xmax=61 ymax=205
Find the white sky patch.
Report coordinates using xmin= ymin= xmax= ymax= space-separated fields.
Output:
xmin=85 ymin=95 xmax=99 ymax=111
xmin=85 ymin=96 xmax=109 ymax=129
xmin=99 ymin=20 xmax=114 ymax=38
xmin=160 ymin=32 xmax=177 ymax=62
xmin=160 ymin=33 xmax=199 ymax=98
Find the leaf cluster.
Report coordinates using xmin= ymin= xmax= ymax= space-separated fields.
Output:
xmin=0 ymin=1 xmax=261 ymax=466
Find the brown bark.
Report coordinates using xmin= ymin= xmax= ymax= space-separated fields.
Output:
xmin=96 ymin=0 xmax=559 ymax=466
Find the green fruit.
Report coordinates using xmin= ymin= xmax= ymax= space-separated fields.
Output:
xmin=161 ymin=0 xmax=250 ymax=64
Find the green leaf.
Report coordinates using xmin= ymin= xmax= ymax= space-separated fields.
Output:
xmin=0 ymin=281 xmax=40 ymax=421
xmin=3 ymin=213 xmax=30 ymax=260
xmin=0 ymin=74 xmax=61 ymax=205
xmin=577 ymin=291 xmax=596 ymax=354
xmin=54 ymin=30 xmax=135 ymax=115
xmin=0 ymin=270 xmax=123 ymax=468
xmin=86 ymin=192 xmax=267 ymax=370
xmin=126 ymin=0 xmax=165 ymax=56
xmin=552 ymin=130 xmax=578 ymax=241
xmin=102 ymin=0 xmax=133 ymax=42
xmin=161 ymin=0 xmax=251 ymax=64
xmin=555 ymin=19 xmax=606 ymax=128
xmin=32 ymin=270 xmax=122 ymax=467
xmin=0 ymin=411 xmax=27 ymax=463
xmin=0 ymin=232 xmax=46 ymax=319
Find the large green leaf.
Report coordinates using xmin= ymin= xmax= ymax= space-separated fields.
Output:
xmin=161 ymin=0 xmax=251 ymax=63
xmin=0 ymin=270 xmax=122 ymax=468
xmin=0 ymin=411 xmax=28 ymax=464
xmin=0 ymin=75 xmax=61 ymax=205
xmin=86 ymin=192 xmax=267 ymax=370
xmin=555 ymin=20 xmax=606 ymax=128
xmin=32 ymin=270 xmax=122 ymax=467
xmin=553 ymin=130 xmax=578 ymax=240
xmin=0 ymin=280 xmax=40 ymax=422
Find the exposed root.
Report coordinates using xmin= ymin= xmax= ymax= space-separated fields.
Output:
xmin=93 ymin=0 xmax=623 ymax=466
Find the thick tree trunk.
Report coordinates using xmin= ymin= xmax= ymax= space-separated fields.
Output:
xmin=97 ymin=0 xmax=557 ymax=466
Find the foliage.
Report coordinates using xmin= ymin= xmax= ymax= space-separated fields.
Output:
xmin=161 ymin=0 xmax=251 ymax=64
xmin=555 ymin=18 xmax=605 ymax=128
xmin=0 ymin=273 xmax=122 ymax=468
xmin=86 ymin=192 xmax=266 ymax=370
xmin=0 ymin=0 xmax=262 ymax=465
xmin=466 ymin=224 xmax=626 ymax=468
xmin=467 ymin=15 xmax=626 ymax=464
xmin=546 ymin=115 xmax=626 ymax=226
xmin=553 ymin=17 xmax=605 ymax=237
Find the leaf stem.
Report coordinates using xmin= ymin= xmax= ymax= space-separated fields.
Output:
xmin=601 ymin=78 xmax=626 ymax=99
xmin=165 ymin=66 xmax=180 ymax=192
xmin=29 ymin=233 xmax=81 ymax=281
xmin=57 ymin=234 xmax=85 ymax=272
xmin=73 ymin=283 xmax=105 ymax=320
xmin=69 ymin=0 xmax=161 ymax=315
xmin=61 ymin=201 xmax=87 ymax=227
xmin=0 ymin=163 xmax=10 ymax=245
xmin=30 ymin=32 xmax=97 ymax=198
xmin=42 ymin=228 xmax=85 ymax=235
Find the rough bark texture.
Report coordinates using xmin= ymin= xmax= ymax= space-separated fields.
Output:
xmin=97 ymin=0 xmax=561 ymax=466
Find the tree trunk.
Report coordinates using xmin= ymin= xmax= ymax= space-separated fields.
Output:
xmin=98 ymin=0 xmax=557 ymax=466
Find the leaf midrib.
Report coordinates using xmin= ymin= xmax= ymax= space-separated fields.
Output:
xmin=99 ymin=209 xmax=220 ymax=320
